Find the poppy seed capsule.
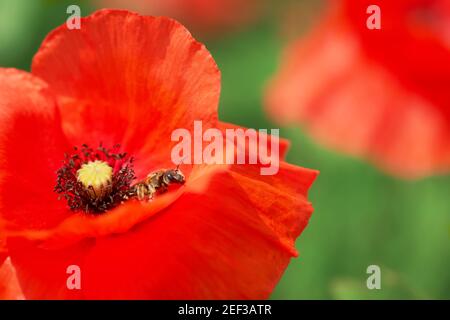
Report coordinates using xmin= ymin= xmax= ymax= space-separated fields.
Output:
xmin=76 ymin=160 xmax=113 ymax=199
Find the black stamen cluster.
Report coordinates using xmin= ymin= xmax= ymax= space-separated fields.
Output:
xmin=54 ymin=144 xmax=135 ymax=214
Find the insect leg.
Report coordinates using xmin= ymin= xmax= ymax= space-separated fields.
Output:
xmin=147 ymin=184 xmax=157 ymax=201
xmin=135 ymin=184 xmax=147 ymax=201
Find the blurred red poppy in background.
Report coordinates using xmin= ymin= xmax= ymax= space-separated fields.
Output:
xmin=97 ymin=0 xmax=262 ymax=35
xmin=0 ymin=10 xmax=317 ymax=299
xmin=267 ymin=0 xmax=450 ymax=178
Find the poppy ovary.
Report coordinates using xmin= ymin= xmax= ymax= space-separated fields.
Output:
xmin=76 ymin=160 xmax=113 ymax=200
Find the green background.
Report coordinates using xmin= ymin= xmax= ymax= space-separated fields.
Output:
xmin=1 ymin=0 xmax=448 ymax=299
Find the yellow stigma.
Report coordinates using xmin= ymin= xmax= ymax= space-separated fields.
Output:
xmin=77 ymin=160 xmax=113 ymax=195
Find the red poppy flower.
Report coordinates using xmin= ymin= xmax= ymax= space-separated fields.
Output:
xmin=0 ymin=10 xmax=317 ymax=299
xmin=266 ymin=0 xmax=450 ymax=178
xmin=97 ymin=0 xmax=261 ymax=35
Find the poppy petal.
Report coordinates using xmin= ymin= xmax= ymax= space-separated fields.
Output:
xmin=32 ymin=9 xmax=221 ymax=174
xmin=0 ymin=68 xmax=71 ymax=230
xmin=0 ymin=238 xmax=6 ymax=266
xmin=80 ymin=164 xmax=316 ymax=299
xmin=217 ymin=122 xmax=317 ymax=256
xmin=7 ymin=238 xmax=93 ymax=299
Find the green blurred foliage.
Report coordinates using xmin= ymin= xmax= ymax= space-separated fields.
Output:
xmin=0 ymin=0 xmax=448 ymax=300
xmin=0 ymin=0 xmax=93 ymax=70
xmin=274 ymin=128 xmax=450 ymax=299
